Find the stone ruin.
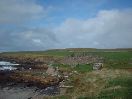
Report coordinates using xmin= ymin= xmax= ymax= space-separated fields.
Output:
xmin=93 ymin=63 xmax=103 ymax=70
xmin=59 ymin=54 xmax=104 ymax=67
xmin=46 ymin=66 xmax=59 ymax=76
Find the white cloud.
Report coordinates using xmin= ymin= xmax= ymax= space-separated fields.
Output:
xmin=0 ymin=28 xmax=58 ymax=51
xmin=0 ymin=0 xmax=48 ymax=24
xmin=33 ymin=39 xmax=41 ymax=43
xmin=55 ymin=9 xmax=132 ymax=48
xmin=0 ymin=0 xmax=57 ymax=51
xmin=0 ymin=4 xmax=132 ymax=51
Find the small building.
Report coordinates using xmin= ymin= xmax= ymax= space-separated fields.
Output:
xmin=93 ymin=63 xmax=103 ymax=70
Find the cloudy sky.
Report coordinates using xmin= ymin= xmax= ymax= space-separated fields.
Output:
xmin=0 ymin=0 xmax=132 ymax=51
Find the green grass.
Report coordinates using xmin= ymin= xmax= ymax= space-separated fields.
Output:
xmin=78 ymin=96 xmax=96 ymax=99
xmin=98 ymin=76 xmax=132 ymax=99
xmin=88 ymin=52 xmax=132 ymax=69
xmin=73 ymin=51 xmax=132 ymax=60
xmin=52 ymin=95 xmax=71 ymax=99
xmin=52 ymin=63 xmax=70 ymax=68
xmin=74 ymin=64 xmax=93 ymax=73
xmin=1 ymin=48 xmax=132 ymax=58
xmin=1 ymin=50 xmax=73 ymax=57
xmin=52 ymin=63 xmax=93 ymax=73
xmin=43 ymin=95 xmax=72 ymax=99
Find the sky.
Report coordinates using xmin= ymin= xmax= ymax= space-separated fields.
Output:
xmin=0 ymin=0 xmax=132 ymax=51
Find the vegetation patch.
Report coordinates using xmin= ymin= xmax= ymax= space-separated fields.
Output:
xmin=74 ymin=64 xmax=93 ymax=73
xmin=98 ymin=76 xmax=132 ymax=99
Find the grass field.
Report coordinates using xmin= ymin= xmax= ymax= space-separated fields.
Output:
xmin=98 ymin=76 xmax=132 ymax=99
xmin=0 ymin=48 xmax=132 ymax=99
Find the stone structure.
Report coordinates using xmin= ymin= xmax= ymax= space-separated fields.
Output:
xmin=46 ymin=66 xmax=58 ymax=76
xmin=59 ymin=55 xmax=103 ymax=66
xmin=93 ymin=63 xmax=103 ymax=70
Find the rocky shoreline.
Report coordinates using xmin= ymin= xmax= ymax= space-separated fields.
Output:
xmin=0 ymin=55 xmax=64 ymax=91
